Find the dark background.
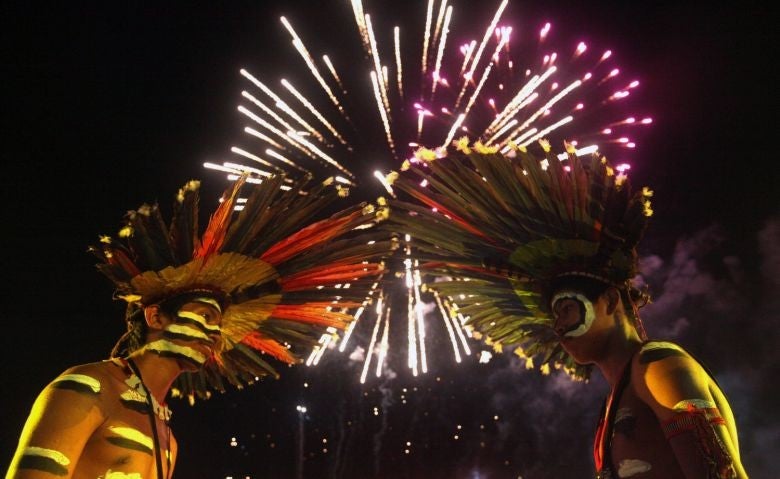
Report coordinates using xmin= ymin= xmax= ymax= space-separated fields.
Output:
xmin=2 ymin=1 xmax=777 ymax=478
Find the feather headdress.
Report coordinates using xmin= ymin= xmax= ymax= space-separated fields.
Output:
xmin=91 ymin=174 xmax=391 ymax=400
xmin=383 ymin=139 xmax=652 ymax=379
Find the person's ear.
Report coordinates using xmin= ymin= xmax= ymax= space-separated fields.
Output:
xmin=143 ymin=304 xmax=166 ymax=330
xmin=604 ymin=287 xmax=620 ymax=315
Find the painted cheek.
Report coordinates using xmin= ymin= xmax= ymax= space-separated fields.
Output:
xmin=144 ymin=339 xmax=207 ymax=365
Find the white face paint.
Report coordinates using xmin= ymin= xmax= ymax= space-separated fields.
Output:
xmin=176 ymin=310 xmax=221 ymax=335
xmin=552 ymin=291 xmax=596 ymax=338
xmin=144 ymin=339 xmax=207 ymax=365
xmin=165 ymin=323 xmax=210 ymax=342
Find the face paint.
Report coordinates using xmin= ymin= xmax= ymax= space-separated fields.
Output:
xmin=144 ymin=339 xmax=207 ymax=366
xmin=51 ymin=374 xmax=101 ymax=395
xmin=617 ymin=459 xmax=652 ymax=477
xmin=552 ymin=291 xmax=596 ymax=337
xmin=192 ymin=296 xmax=222 ymax=313
xmin=104 ymin=471 xmax=143 ymax=479
xmin=176 ymin=310 xmax=221 ymax=335
xmin=164 ymin=323 xmax=211 ymax=343
xmin=106 ymin=426 xmax=154 ymax=455
xmin=19 ymin=447 xmax=70 ymax=476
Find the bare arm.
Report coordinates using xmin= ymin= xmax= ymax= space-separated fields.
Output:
xmin=633 ymin=344 xmax=748 ymax=478
xmin=6 ymin=368 xmax=107 ymax=479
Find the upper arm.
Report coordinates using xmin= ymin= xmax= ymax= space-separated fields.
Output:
xmin=6 ymin=370 xmax=107 ymax=478
xmin=634 ymin=343 xmax=746 ymax=478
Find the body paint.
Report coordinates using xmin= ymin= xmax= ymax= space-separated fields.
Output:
xmin=551 ymin=291 xmax=596 ymax=337
xmin=106 ymin=426 xmax=154 ymax=455
xmin=164 ymin=323 xmax=210 ymax=342
xmin=18 ymin=447 xmax=70 ymax=476
xmin=144 ymin=339 xmax=206 ymax=365
xmin=103 ymin=471 xmax=142 ymax=479
xmin=120 ymin=371 xmax=172 ymax=421
xmin=617 ymin=459 xmax=652 ymax=477
xmin=640 ymin=341 xmax=683 ymax=354
xmin=613 ymin=407 xmax=637 ymax=436
xmin=51 ymin=374 xmax=101 ymax=395
xmin=176 ymin=311 xmax=221 ymax=335
xmin=191 ymin=296 xmax=222 ymax=313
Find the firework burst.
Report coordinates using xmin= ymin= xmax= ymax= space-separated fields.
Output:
xmin=203 ymin=0 xmax=651 ymax=381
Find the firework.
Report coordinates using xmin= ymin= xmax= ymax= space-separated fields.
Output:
xmin=203 ymin=0 xmax=651 ymax=381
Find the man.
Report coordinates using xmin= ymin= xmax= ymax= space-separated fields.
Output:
xmin=6 ymin=295 xmax=223 ymax=478
xmin=385 ymin=139 xmax=748 ymax=477
xmin=549 ymin=276 xmax=746 ymax=478
xmin=6 ymin=174 xmax=389 ymax=478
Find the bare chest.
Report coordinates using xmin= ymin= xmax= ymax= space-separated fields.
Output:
xmin=607 ymin=388 xmax=683 ymax=478
xmin=73 ymin=409 xmax=174 ymax=479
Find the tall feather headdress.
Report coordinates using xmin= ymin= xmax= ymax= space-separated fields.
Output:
xmin=91 ymin=174 xmax=391 ymax=401
xmin=383 ymin=139 xmax=653 ymax=379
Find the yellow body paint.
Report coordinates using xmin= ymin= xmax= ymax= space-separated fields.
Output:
xmin=19 ymin=446 xmax=70 ymax=475
xmin=22 ymin=447 xmax=70 ymax=466
xmin=52 ymin=374 xmax=101 ymax=393
xmin=103 ymin=470 xmax=142 ymax=479
xmin=107 ymin=426 xmax=154 ymax=454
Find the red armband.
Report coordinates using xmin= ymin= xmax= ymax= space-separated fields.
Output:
xmin=661 ymin=406 xmax=736 ymax=479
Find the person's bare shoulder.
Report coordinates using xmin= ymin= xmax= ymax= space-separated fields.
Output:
xmin=631 ymin=341 xmax=711 ymax=418
xmin=47 ymin=360 xmax=128 ymax=408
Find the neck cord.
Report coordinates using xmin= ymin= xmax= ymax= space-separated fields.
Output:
xmin=594 ymin=347 xmax=639 ymax=477
xmin=126 ymin=357 xmax=169 ymax=479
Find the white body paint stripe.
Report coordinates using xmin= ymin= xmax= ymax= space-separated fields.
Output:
xmin=640 ymin=341 xmax=684 ymax=353
xmin=105 ymin=469 xmax=143 ymax=478
xmin=108 ymin=426 xmax=154 ymax=451
xmin=53 ymin=374 xmax=101 ymax=392
xmin=617 ymin=458 xmax=652 ymax=477
xmin=22 ymin=447 xmax=70 ymax=465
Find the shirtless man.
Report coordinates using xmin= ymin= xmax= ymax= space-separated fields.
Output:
xmin=549 ymin=276 xmax=748 ymax=478
xmin=6 ymin=294 xmax=223 ymax=479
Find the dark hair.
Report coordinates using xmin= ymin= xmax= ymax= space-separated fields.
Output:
xmin=110 ymin=304 xmax=148 ymax=358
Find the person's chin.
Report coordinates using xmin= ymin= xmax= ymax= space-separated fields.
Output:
xmin=560 ymin=338 xmax=592 ymax=365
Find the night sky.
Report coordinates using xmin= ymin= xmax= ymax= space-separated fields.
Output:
xmin=2 ymin=1 xmax=778 ymax=478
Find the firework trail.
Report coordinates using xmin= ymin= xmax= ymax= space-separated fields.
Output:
xmin=204 ymin=0 xmax=651 ymax=380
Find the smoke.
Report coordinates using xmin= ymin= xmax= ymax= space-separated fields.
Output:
xmin=478 ymin=216 xmax=780 ymax=477
xmin=372 ymin=367 xmax=397 ymax=476
xmin=348 ymin=345 xmax=365 ymax=362
xmin=636 ymin=217 xmax=780 ymax=476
